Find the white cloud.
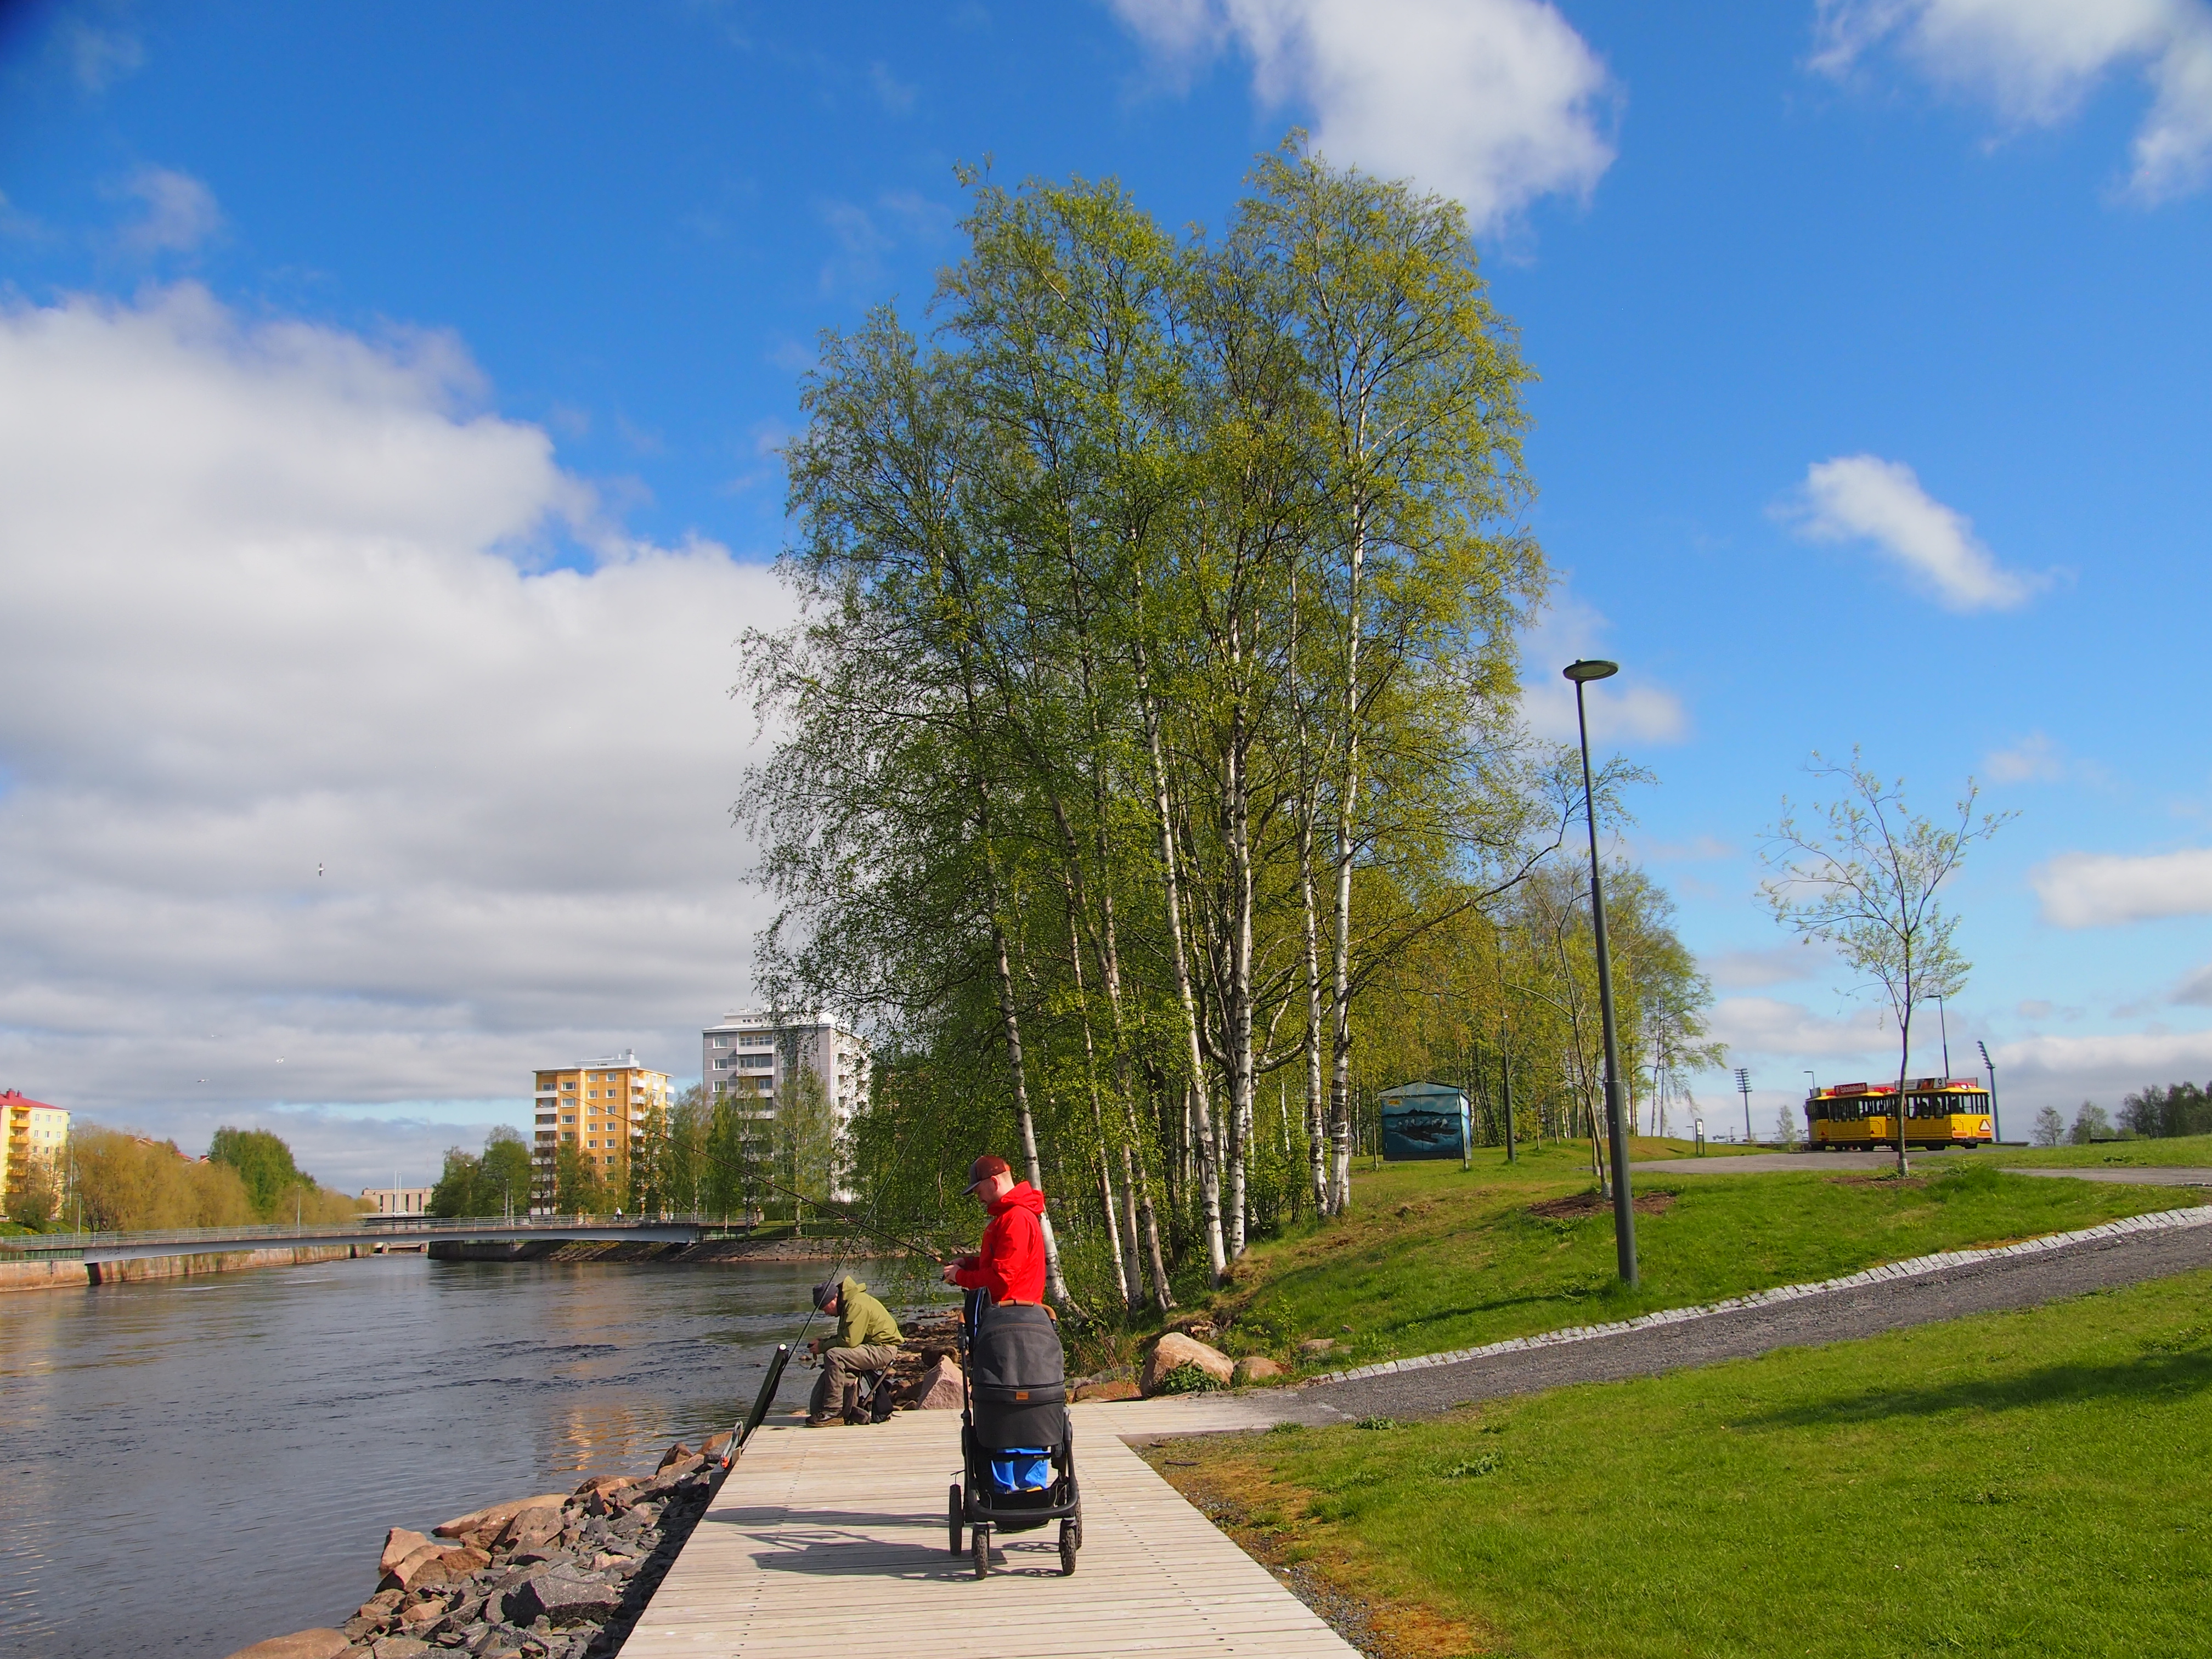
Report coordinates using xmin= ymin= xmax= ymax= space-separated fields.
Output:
xmin=0 ymin=286 xmax=788 ymax=1188
xmin=116 ymin=166 xmax=223 ymax=255
xmin=2032 ymin=847 xmax=2212 ymax=926
xmin=1983 ymin=730 xmax=2068 ymax=782
xmin=1701 ymin=943 xmax=1828 ymax=991
xmin=1812 ymin=0 xmax=2212 ymax=202
xmin=2171 ymin=965 xmax=2212 ymax=1006
xmin=1518 ymin=589 xmax=1689 ymax=748
xmin=1785 ymin=453 xmax=2046 ymax=612
xmin=1708 ymin=995 xmax=1894 ymax=1060
xmin=1990 ymin=1027 xmax=2212 ymax=1102
xmin=64 ymin=20 xmax=145 ymax=93
xmin=1107 ymin=0 xmax=1617 ymax=232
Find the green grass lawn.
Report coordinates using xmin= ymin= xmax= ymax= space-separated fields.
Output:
xmin=1150 ymin=1268 xmax=2212 ymax=1658
xmin=1214 ymin=1145 xmax=2196 ymax=1370
xmin=1995 ymin=1133 xmax=2212 ymax=1168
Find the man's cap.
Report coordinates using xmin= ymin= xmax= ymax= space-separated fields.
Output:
xmin=965 ymin=1154 xmax=1011 ymax=1191
xmin=811 ymin=1280 xmax=838 ymax=1310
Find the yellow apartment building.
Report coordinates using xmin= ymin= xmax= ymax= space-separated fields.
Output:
xmin=2 ymin=1088 xmax=71 ymax=1213
xmin=531 ymin=1049 xmax=670 ymax=1212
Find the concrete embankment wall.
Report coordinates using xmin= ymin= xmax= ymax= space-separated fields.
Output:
xmin=0 ymin=1242 xmax=366 ymax=1293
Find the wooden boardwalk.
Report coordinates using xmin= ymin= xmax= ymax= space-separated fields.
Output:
xmin=621 ymin=1398 xmax=1355 ymax=1658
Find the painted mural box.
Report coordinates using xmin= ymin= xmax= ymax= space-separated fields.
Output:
xmin=1378 ymin=1082 xmax=1470 ymax=1161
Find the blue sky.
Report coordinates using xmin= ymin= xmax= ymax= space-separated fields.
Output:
xmin=2 ymin=0 xmax=2209 ymax=1185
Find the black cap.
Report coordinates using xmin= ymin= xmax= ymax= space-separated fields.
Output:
xmin=811 ymin=1280 xmax=838 ymax=1310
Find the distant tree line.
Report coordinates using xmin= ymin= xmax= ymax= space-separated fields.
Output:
xmin=2030 ymin=1082 xmax=2212 ymax=1147
xmin=29 ymin=1124 xmax=365 ymax=1232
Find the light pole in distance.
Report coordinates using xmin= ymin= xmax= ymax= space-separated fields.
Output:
xmin=1564 ymin=657 xmax=1635 ymax=1286
xmin=1735 ymin=1066 xmax=1753 ymax=1144
xmin=1978 ymin=1040 xmax=2001 ymax=1145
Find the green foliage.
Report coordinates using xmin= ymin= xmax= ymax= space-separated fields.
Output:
xmin=2068 ymin=1101 xmax=2115 ymax=1144
xmin=428 ymin=1126 xmax=534 ymax=1217
xmin=2119 ymin=1080 xmax=2212 ymax=1139
xmin=1153 ymin=1361 xmax=1228 ymax=1395
xmin=1178 ymin=1268 xmax=2212 ymax=1657
xmin=207 ymin=1126 xmax=309 ymax=1219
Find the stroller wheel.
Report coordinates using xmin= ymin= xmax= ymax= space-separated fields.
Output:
xmin=1058 ymin=1517 xmax=1077 ymax=1576
xmin=972 ymin=1524 xmax=990 ymax=1579
xmin=1069 ymin=1505 xmax=1083 ymax=1550
xmin=947 ymin=1483 xmax=962 ymax=1556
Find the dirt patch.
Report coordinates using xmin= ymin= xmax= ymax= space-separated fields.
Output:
xmin=1141 ymin=1441 xmax=1496 ymax=1658
xmin=1825 ymin=1174 xmax=1929 ymax=1188
xmin=1526 ymin=1189 xmax=1677 ymax=1220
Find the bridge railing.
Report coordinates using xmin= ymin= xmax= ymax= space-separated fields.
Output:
xmin=0 ymin=1213 xmax=756 ymax=1255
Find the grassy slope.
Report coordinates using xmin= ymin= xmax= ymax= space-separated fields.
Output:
xmin=1214 ymin=1143 xmax=2194 ymax=1369
xmin=1995 ymin=1133 xmax=2212 ymax=1167
xmin=1153 ymin=1268 xmax=2212 ymax=1658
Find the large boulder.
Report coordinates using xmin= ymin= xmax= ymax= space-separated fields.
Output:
xmin=507 ymin=1567 xmax=623 ymax=1627
xmin=380 ymin=1542 xmax=486 ymax=1594
xmin=496 ymin=1503 xmax=567 ymax=1555
xmin=1071 ymin=1379 xmax=1139 ymax=1402
xmin=379 ymin=1529 xmax=433 ymax=1576
xmin=655 ymin=1441 xmax=695 ymax=1472
xmin=1231 ymin=1355 xmax=1285 ymax=1385
xmin=220 ymin=1630 xmax=351 ymax=1659
xmin=908 ymin=1355 xmax=962 ymax=1410
xmin=433 ymin=1494 xmax=567 ymax=1547
xmin=1141 ymin=1332 xmax=1235 ymax=1395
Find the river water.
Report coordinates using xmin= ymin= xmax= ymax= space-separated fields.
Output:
xmin=1 ymin=1252 xmax=950 ymax=1659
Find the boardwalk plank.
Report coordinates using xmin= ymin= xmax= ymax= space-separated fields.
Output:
xmin=621 ymin=1404 xmax=1356 ymax=1658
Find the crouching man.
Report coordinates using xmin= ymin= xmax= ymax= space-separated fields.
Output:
xmin=806 ymin=1274 xmax=904 ymax=1426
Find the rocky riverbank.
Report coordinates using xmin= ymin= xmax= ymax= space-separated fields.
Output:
xmin=216 ymin=1306 xmax=976 ymax=1659
xmin=221 ymin=1437 xmax=728 ymax=1659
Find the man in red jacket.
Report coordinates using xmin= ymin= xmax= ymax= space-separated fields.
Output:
xmin=941 ymin=1153 xmax=1047 ymax=1305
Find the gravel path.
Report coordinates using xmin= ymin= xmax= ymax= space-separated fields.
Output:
xmin=1288 ymin=1211 xmax=2212 ymax=1424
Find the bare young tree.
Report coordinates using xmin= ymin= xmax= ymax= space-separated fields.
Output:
xmin=1761 ymin=751 xmax=2013 ymax=1175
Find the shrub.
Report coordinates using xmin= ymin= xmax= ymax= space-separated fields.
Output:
xmin=1153 ymin=1361 xmax=1226 ymax=1395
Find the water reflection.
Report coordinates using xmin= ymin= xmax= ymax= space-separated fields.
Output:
xmin=0 ymin=1253 xmax=955 ymax=1659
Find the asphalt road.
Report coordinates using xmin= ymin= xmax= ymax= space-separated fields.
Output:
xmin=1290 ymin=1214 xmax=2212 ymax=1424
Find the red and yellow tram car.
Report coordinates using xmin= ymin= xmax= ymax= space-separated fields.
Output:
xmin=1805 ymin=1078 xmax=1994 ymax=1150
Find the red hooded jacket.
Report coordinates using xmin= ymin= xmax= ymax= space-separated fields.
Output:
xmin=951 ymin=1181 xmax=1047 ymax=1305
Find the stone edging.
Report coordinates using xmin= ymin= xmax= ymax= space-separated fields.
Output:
xmin=1299 ymin=1204 xmax=2212 ymax=1388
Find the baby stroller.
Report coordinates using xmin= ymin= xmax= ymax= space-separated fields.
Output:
xmin=946 ymin=1288 xmax=1081 ymax=1578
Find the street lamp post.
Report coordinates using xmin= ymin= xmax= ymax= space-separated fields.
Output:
xmin=1978 ymin=1040 xmax=2001 ymax=1145
xmin=1736 ymin=1066 xmax=1753 ymax=1144
xmin=1564 ymin=658 xmax=1635 ymax=1286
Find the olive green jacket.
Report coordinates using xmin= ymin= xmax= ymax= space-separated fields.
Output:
xmin=833 ymin=1274 xmax=901 ymax=1350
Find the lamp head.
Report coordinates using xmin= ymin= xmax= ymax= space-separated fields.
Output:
xmin=1563 ymin=658 xmax=1619 ymax=683
xmin=1977 ymin=1040 xmax=1992 ymax=1066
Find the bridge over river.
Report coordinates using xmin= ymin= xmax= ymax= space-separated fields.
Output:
xmin=0 ymin=1213 xmax=753 ymax=1267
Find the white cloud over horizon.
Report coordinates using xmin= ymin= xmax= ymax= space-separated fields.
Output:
xmin=1785 ymin=453 xmax=2047 ymax=612
xmin=1107 ymin=0 xmax=1618 ymax=232
xmin=2032 ymin=845 xmax=2212 ymax=926
xmin=0 ymin=285 xmax=787 ymax=1189
xmin=1812 ymin=0 xmax=2212 ymax=204
xmin=1517 ymin=588 xmax=1690 ymax=749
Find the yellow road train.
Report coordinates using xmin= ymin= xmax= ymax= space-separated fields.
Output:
xmin=1805 ymin=1078 xmax=1994 ymax=1150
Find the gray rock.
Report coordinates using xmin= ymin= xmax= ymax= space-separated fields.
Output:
xmin=506 ymin=1568 xmax=620 ymax=1627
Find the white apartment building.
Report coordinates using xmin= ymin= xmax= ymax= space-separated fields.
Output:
xmin=701 ymin=1011 xmax=870 ymax=1196
xmin=359 ymin=1186 xmax=433 ymax=1216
